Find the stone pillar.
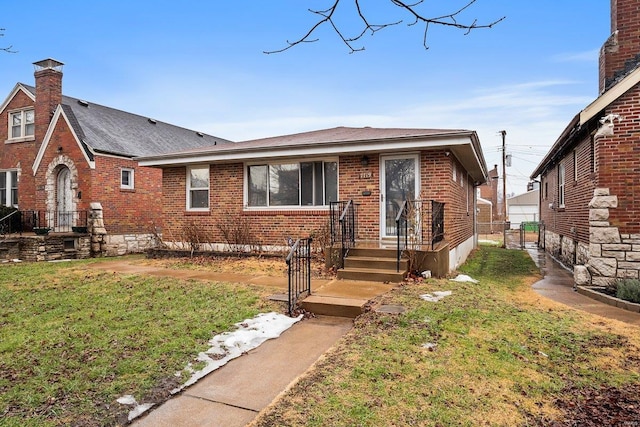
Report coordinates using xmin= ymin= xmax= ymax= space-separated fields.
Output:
xmin=583 ymin=188 xmax=619 ymax=289
xmin=88 ymin=202 xmax=107 ymax=257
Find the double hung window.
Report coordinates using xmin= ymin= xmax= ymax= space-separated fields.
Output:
xmin=187 ymin=166 xmax=210 ymax=210
xmin=0 ymin=171 xmax=18 ymax=207
xmin=9 ymin=109 xmax=35 ymax=140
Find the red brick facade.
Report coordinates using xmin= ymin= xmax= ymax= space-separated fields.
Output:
xmin=160 ymin=151 xmax=475 ymax=252
xmin=1 ymin=67 xmax=162 ymax=248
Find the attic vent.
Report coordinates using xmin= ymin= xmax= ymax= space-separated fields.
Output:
xmin=196 ymin=132 xmax=204 ymax=137
xmin=77 ymin=100 xmax=89 ymax=107
xmin=148 ymin=118 xmax=157 ymax=124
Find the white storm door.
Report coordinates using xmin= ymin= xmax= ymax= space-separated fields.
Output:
xmin=380 ymin=154 xmax=419 ymax=238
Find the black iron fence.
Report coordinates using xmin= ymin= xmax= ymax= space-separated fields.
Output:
xmin=329 ymin=200 xmax=357 ymax=268
xmin=0 ymin=210 xmax=89 ymax=235
xmin=286 ymin=238 xmax=312 ymax=316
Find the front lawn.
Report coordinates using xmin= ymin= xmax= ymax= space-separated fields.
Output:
xmin=253 ymin=246 xmax=640 ymax=426
xmin=0 ymin=259 xmax=280 ymax=426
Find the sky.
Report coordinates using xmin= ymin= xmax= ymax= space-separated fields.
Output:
xmin=0 ymin=1 xmax=611 ymax=195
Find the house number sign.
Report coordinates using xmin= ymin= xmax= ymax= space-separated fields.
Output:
xmin=359 ymin=172 xmax=372 ymax=179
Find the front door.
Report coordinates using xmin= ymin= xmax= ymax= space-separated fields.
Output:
xmin=56 ymin=167 xmax=73 ymax=228
xmin=380 ymin=155 xmax=419 ymax=238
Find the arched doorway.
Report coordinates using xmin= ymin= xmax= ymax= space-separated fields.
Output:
xmin=56 ymin=167 xmax=73 ymax=228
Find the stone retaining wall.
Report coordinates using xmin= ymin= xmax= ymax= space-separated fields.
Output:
xmin=574 ymin=188 xmax=640 ymax=287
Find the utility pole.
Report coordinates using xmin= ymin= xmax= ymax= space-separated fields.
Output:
xmin=501 ymin=130 xmax=507 ymax=248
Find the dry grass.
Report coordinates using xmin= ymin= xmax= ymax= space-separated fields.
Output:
xmin=250 ymin=246 xmax=640 ymax=427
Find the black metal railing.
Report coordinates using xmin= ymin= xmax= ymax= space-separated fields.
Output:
xmin=431 ymin=201 xmax=445 ymax=246
xmin=395 ymin=200 xmax=409 ymax=272
xmin=286 ymin=238 xmax=312 ymax=316
xmin=329 ymin=200 xmax=357 ymax=268
xmin=395 ymin=199 xmax=445 ymax=272
xmin=0 ymin=210 xmax=89 ymax=235
xmin=0 ymin=210 xmax=21 ymax=236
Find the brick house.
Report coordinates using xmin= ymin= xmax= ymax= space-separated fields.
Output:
xmin=0 ymin=59 xmax=229 ymax=257
xmin=530 ymin=0 xmax=640 ymax=287
xmin=139 ymin=126 xmax=489 ymax=275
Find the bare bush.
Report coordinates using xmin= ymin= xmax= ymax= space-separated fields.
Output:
xmin=216 ymin=210 xmax=263 ymax=253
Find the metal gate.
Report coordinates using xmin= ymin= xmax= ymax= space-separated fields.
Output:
xmin=286 ymin=238 xmax=312 ymax=316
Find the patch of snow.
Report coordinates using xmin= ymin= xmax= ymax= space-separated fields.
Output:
xmin=421 ymin=270 xmax=431 ymax=279
xmin=450 ymin=274 xmax=479 ymax=283
xmin=117 ymin=311 xmax=302 ymax=422
xmin=420 ymin=290 xmax=452 ymax=302
xmin=172 ymin=312 xmax=302 ymax=393
xmin=478 ymin=239 xmax=500 ymax=246
xmin=422 ymin=343 xmax=437 ymax=351
xmin=117 ymin=395 xmax=155 ymax=421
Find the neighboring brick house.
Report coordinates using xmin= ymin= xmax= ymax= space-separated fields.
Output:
xmin=139 ymin=126 xmax=488 ymax=272
xmin=478 ymin=164 xmax=499 ymax=233
xmin=530 ymin=0 xmax=640 ymax=287
xmin=0 ymin=59 xmax=230 ymax=256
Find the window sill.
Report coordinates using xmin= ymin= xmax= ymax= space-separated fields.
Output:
xmin=5 ymin=136 xmax=35 ymax=144
xmin=244 ymin=205 xmax=331 ymax=211
xmin=185 ymin=210 xmax=210 ymax=216
xmin=120 ymin=188 xmax=135 ymax=193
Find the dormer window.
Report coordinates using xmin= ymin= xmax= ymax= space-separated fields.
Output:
xmin=9 ymin=109 xmax=35 ymax=139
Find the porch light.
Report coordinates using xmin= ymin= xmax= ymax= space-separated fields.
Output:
xmin=360 ymin=155 xmax=369 ymax=166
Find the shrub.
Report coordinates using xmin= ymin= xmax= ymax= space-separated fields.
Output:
xmin=616 ymin=279 xmax=640 ymax=304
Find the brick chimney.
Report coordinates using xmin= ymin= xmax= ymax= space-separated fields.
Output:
xmin=33 ymin=58 xmax=63 ymax=146
xmin=599 ymin=0 xmax=640 ymax=93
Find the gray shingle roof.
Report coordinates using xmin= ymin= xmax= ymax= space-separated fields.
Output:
xmin=22 ymin=84 xmax=232 ymax=157
xmin=155 ymin=126 xmax=473 ymax=157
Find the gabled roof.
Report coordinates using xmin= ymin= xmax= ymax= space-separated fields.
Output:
xmin=20 ymin=84 xmax=232 ymax=158
xmin=138 ymin=126 xmax=489 ymax=184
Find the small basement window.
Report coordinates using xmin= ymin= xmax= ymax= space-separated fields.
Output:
xmin=63 ymin=238 xmax=76 ymax=251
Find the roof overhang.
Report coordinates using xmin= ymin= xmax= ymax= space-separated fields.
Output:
xmin=580 ymin=66 xmax=640 ymax=125
xmin=138 ymin=130 xmax=489 ymax=184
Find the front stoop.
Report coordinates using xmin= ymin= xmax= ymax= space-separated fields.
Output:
xmin=299 ymin=278 xmax=397 ymax=319
xmin=337 ymin=247 xmax=408 ymax=283
xmin=300 ymin=295 xmax=365 ymax=318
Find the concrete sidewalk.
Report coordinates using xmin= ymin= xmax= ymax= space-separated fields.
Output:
xmin=527 ymin=246 xmax=640 ymax=326
xmin=131 ymin=315 xmax=352 ymax=427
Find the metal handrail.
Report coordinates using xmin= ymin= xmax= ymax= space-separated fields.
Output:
xmin=395 ymin=200 xmax=408 ymax=272
xmin=0 ymin=210 xmax=20 ymax=235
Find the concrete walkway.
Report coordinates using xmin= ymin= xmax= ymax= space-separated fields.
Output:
xmin=526 ymin=245 xmax=640 ymax=326
xmin=131 ymin=316 xmax=352 ymax=427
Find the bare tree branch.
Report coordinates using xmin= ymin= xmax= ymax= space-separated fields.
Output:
xmin=0 ymin=28 xmax=17 ymax=53
xmin=264 ymin=0 xmax=505 ymax=54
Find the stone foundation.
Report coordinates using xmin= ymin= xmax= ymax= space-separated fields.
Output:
xmin=572 ymin=188 xmax=640 ymax=287
xmin=103 ymin=233 xmax=158 ymax=256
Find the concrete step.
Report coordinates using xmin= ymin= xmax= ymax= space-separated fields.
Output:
xmin=344 ymin=256 xmax=407 ymax=271
xmin=337 ymin=267 xmax=406 ymax=283
xmin=347 ymin=247 xmax=399 ymax=258
xmin=300 ymin=295 xmax=365 ymax=318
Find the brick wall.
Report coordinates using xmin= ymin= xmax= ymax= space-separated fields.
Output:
xmin=92 ymin=156 xmax=163 ymax=234
xmin=0 ymin=89 xmax=38 ymax=210
xmin=539 ymin=134 xmax=596 ymax=252
xmin=597 ymin=85 xmax=640 ymax=234
xmin=160 ymin=150 xmax=476 ymax=251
